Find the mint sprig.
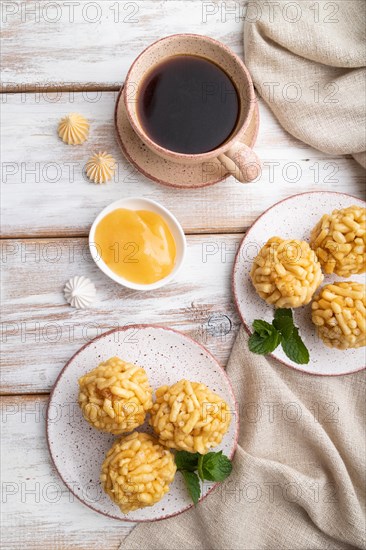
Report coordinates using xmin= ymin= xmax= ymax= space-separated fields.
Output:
xmin=180 ymin=470 xmax=201 ymax=505
xmin=248 ymin=308 xmax=310 ymax=365
xmin=198 ymin=451 xmax=232 ymax=482
xmin=281 ymin=326 xmax=310 ymax=364
xmin=249 ymin=321 xmax=281 ymax=354
xmin=274 ymin=308 xmax=293 ymax=319
xmin=273 ymin=309 xmax=294 ymax=340
xmin=175 ymin=450 xmax=233 ymax=505
xmin=175 ymin=451 xmax=200 ymax=472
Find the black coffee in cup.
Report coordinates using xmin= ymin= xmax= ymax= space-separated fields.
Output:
xmin=137 ymin=55 xmax=240 ymax=155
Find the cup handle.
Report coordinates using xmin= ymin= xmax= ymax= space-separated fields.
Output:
xmin=218 ymin=142 xmax=261 ymax=183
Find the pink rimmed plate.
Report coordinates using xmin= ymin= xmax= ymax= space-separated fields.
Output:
xmin=232 ymin=192 xmax=365 ymax=376
xmin=47 ymin=325 xmax=239 ymax=521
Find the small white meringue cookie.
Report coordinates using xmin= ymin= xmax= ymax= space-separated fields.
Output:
xmin=64 ymin=276 xmax=96 ymax=309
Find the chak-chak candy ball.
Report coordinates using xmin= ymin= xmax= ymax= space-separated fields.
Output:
xmin=100 ymin=432 xmax=176 ymax=513
xmin=250 ymin=237 xmax=323 ymax=308
xmin=149 ymin=379 xmax=231 ymax=454
xmin=78 ymin=357 xmax=153 ymax=434
xmin=312 ymin=282 xmax=366 ymax=350
xmin=310 ymin=206 xmax=366 ymax=277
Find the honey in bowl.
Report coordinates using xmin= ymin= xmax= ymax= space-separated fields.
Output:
xmin=94 ymin=208 xmax=177 ymax=285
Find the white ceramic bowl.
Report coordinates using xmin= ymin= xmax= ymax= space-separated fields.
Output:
xmin=89 ymin=197 xmax=186 ymax=290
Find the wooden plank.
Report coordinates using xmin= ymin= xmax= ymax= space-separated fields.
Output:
xmin=1 ymin=92 xmax=364 ymax=238
xmin=1 ymin=0 xmax=247 ymax=90
xmin=0 ymin=395 xmax=133 ymax=550
xmin=1 ymin=234 xmax=242 ymax=394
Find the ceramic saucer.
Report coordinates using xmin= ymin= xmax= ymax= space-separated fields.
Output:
xmin=47 ymin=325 xmax=239 ymax=521
xmin=114 ymin=86 xmax=260 ymax=188
xmin=232 ymin=192 xmax=366 ymax=376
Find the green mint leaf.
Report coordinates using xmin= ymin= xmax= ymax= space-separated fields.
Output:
xmin=175 ymin=451 xmax=200 ymax=472
xmin=281 ymin=327 xmax=310 ymax=364
xmin=197 ymin=454 xmax=204 ymax=481
xmin=273 ymin=316 xmax=294 ymax=340
xmin=181 ymin=470 xmax=201 ymax=505
xmin=274 ymin=308 xmax=293 ymax=320
xmin=249 ymin=309 xmax=310 ymax=364
xmin=249 ymin=327 xmax=281 ymax=355
xmin=252 ymin=319 xmax=273 ymax=337
xmin=248 ymin=332 xmax=270 ymax=354
xmin=200 ymin=451 xmax=233 ymax=482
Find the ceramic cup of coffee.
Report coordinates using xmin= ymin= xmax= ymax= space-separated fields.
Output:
xmin=123 ymin=33 xmax=260 ymax=184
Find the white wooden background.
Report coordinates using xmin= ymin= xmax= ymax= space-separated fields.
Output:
xmin=1 ymin=1 xmax=365 ymax=548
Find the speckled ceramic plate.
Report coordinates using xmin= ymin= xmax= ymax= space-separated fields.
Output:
xmin=233 ymin=192 xmax=366 ymax=376
xmin=47 ymin=325 xmax=239 ymax=521
xmin=115 ymin=86 xmax=259 ymax=188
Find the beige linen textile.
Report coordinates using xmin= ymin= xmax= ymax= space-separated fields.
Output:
xmin=244 ymin=0 xmax=366 ymax=167
xmin=120 ymin=327 xmax=365 ymax=550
